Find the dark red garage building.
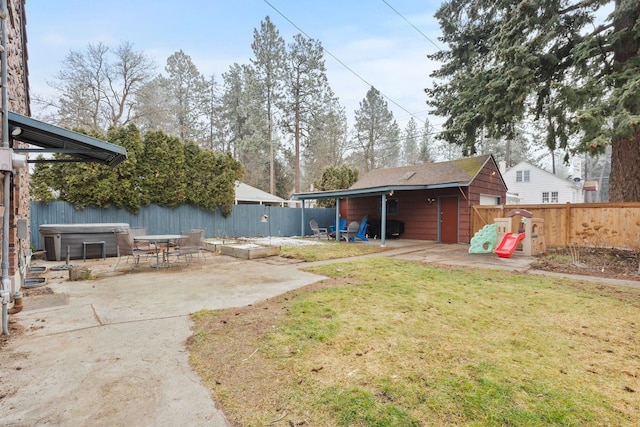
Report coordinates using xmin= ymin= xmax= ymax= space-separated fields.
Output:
xmin=294 ymin=154 xmax=507 ymax=246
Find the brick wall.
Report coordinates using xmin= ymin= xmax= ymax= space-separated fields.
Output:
xmin=2 ymin=0 xmax=30 ymax=278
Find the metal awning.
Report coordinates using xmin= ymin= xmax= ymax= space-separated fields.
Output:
xmin=8 ymin=111 xmax=127 ymax=167
xmin=292 ymin=183 xmax=465 ymax=200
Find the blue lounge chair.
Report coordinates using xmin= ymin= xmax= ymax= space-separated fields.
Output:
xmin=329 ymin=217 xmax=347 ymax=238
xmin=354 ymin=216 xmax=369 ymax=241
xmin=329 ymin=218 xmax=347 ymax=234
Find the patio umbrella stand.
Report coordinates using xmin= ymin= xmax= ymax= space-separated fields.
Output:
xmin=50 ymin=246 xmax=79 ymax=271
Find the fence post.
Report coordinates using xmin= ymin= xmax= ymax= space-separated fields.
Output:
xmin=564 ymin=202 xmax=571 ymax=247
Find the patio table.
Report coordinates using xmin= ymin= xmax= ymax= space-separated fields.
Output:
xmin=134 ymin=234 xmax=183 ymax=268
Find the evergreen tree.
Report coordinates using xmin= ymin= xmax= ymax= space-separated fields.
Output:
xmin=353 ymin=86 xmax=399 ymax=172
xmin=418 ymin=119 xmax=436 ymax=163
xmin=29 ymin=127 xmax=243 ymax=214
xmin=221 ymin=63 xmax=270 ymax=192
xmin=402 ymin=118 xmax=419 ymax=166
xmin=182 ymin=141 xmax=243 ymax=215
xmin=137 ymin=130 xmax=188 ymax=206
xmin=202 ymin=74 xmax=225 ymax=151
xmin=281 ymin=34 xmax=331 ymax=193
xmin=162 ymin=50 xmax=208 ymax=142
xmin=251 ymin=16 xmax=286 ymax=194
xmin=303 ymin=99 xmax=349 ymax=191
xmin=313 ymin=165 xmax=359 ymax=208
xmin=427 ymin=0 xmax=640 ymax=202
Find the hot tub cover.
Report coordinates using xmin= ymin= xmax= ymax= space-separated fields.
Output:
xmin=39 ymin=223 xmax=130 ymax=234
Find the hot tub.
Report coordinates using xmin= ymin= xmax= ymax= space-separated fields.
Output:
xmin=39 ymin=223 xmax=130 ymax=261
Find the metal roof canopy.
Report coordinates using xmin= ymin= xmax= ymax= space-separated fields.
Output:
xmin=8 ymin=111 xmax=127 ymax=167
xmin=292 ymin=183 xmax=466 ymax=200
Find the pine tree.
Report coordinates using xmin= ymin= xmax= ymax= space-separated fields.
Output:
xmin=353 ymin=86 xmax=399 ymax=172
xmin=281 ymin=34 xmax=331 ymax=193
xmin=251 ymin=16 xmax=286 ymax=194
xmin=303 ymin=98 xmax=349 ymax=191
xmin=402 ymin=118 xmax=419 ymax=166
xmin=220 ymin=63 xmax=270 ymax=192
xmin=427 ymin=0 xmax=640 ymax=202
xmin=163 ymin=50 xmax=208 ymax=142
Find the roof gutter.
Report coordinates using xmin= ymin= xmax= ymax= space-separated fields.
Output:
xmin=292 ymin=182 xmax=470 ymax=200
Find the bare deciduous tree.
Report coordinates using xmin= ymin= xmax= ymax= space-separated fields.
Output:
xmin=46 ymin=42 xmax=154 ymax=132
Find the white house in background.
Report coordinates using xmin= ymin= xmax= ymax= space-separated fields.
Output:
xmin=502 ymin=161 xmax=584 ymax=204
xmin=234 ymin=182 xmax=288 ymax=206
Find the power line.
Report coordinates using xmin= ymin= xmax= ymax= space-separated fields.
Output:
xmin=381 ymin=0 xmax=442 ymax=51
xmin=263 ymin=0 xmax=425 ymax=125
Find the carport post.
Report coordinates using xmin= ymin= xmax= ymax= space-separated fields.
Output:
xmin=380 ymin=194 xmax=387 ymax=247
xmin=300 ymin=200 xmax=306 ymax=236
xmin=335 ymin=198 xmax=340 ymax=241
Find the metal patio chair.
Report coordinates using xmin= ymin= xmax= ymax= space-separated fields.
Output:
xmin=114 ymin=231 xmax=148 ymax=270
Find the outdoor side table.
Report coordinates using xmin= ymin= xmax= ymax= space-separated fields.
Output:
xmin=83 ymin=241 xmax=106 ymax=261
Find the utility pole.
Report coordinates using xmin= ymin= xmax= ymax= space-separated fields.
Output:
xmin=269 ymin=114 xmax=274 ymax=194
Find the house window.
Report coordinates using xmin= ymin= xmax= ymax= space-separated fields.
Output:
xmin=516 ymin=170 xmax=530 ymax=182
xmin=542 ymin=192 xmax=549 ymax=203
xmin=551 ymin=191 xmax=559 ymax=203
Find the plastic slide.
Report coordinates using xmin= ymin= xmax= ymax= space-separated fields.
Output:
xmin=494 ymin=232 xmax=526 ymax=258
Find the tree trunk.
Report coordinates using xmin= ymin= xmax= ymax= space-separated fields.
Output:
xmin=609 ymin=0 xmax=640 ymax=202
xmin=608 ymin=131 xmax=640 ymax=202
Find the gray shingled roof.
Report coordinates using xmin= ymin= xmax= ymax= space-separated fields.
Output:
xmin=350 ymin=155 xmax=493 ymax=190
xmin=292 ymin=155 xmax=497 ymax=200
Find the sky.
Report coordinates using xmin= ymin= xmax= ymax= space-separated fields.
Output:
xmin=25 ymin=0 xmax=444 ymax=131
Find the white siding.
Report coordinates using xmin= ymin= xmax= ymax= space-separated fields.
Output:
xmin=503 ymin=161 xmax=584 ymax=204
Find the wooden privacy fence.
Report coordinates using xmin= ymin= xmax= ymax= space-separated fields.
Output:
xmin=471 ymin=202 xmax=640 ymax=250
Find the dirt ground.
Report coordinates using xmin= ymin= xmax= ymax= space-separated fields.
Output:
xmin=531 ymin=247 xmax=640 ymax=282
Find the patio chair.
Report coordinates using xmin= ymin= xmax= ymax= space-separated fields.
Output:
xmin=354 ymin=216 xmax=369 ymax=241
xmin=341 ymin=221 xmax=360 ymax=243
xmin=128 ymin=227 xmax=158 ymax=252
xmin=171 ymin=235 xmax=202 ymax=266
xmin=184 ymin=228 xmax=206 ymax=261
xmin=309 ymin=219 xmax=329 ymax=240
xmin=329 ymin=217 xmax=347 ymax=238
xmin=114 ymin=231 xmax=149 ymax=270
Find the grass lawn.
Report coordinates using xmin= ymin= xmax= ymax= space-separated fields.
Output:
xmin=279 ymin=240 xmax=388 ymax=262
xmin=188 ymin=257 xmax=640 ymax=426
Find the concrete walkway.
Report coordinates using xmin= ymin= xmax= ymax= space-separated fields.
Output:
xmin=0 ymin=240 xmax=636 ymax=426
